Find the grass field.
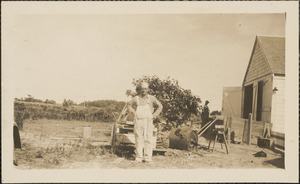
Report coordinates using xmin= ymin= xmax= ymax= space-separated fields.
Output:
xmin=14 ymin=119 xmax=284 ymax=169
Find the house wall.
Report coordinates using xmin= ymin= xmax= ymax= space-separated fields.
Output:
xmin=271 ymin=76 xmax=285 ymax=133
xmin=241 ymin=36 xmax=285 ymax=149
xmin=244 ymin=41 xmax=272 ymax=84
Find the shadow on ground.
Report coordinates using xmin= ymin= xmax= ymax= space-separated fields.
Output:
xmin=263 ymin=155 xmax=284 ymax=169
xmin=113 ymin=146 xmax=136 ymax=160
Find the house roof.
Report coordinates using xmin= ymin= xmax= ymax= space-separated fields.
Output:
xmin=257 ymin=36 xmax=285 ymax=75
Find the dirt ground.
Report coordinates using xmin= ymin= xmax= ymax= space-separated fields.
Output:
xmin=14 ymin=119 xmax=284 ymax=169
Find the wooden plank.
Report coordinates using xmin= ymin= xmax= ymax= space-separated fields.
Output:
xmin=248 ymin=113 xmax=253 ymax=145
xmin=197 ymin=118 xmax=218 ymax=136
xmin=227 ymin=117 xmax=232 ymax=144
xmin=242 ymin=118 xmax=248 ymax=143
xmin=52 ymin=137 xmax=81 ymax=140
xmin=252 ymin=84 xmax=258 ymax=121
xmin=251 ymin=121 xmax=264 ymax=138
xmin=271 ymin=131 xmax=285 ymax=138
xmin=230 ymin=117 xmax=246 ymax=142
xmin=224 ymin=116 xmax=230 ymax=130
xmin=262 ymin=122 xmax=266 ymax=137
xmin=227 ymin=127 xmax=231 ymax=144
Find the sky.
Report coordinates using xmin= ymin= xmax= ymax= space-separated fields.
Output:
xmin=9 ymin=13 xmax=285 ymax=111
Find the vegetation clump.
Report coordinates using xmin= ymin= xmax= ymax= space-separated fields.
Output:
xmin=126 ymin=76 xmax=202 ymax=127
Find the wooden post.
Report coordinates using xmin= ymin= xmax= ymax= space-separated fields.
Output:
xmin=227 ymin=117 xmax=232 ymax=144
xmin=252 ymin=84 xmax=258 ymax=121
xmin=242 ymin=119 xmax=248 ymax=143
xmin=248 ymin=113 xmax=253 ymax=145
xmin=262 ymin=122 xmax=266 ymax=138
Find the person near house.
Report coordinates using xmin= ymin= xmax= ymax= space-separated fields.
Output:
xmin=127 ymin=82 xmax=163 ymax=163
xmin=201 ymin=100 xmax=210 ymax=125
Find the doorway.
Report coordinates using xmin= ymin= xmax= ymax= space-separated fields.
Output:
xmin=243 ymin=84 xmax=253 ymax=119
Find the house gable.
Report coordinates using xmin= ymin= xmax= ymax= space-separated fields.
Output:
xmin=243 ymin=36 xmax=285 ymax=86
xmin=258 ymin=36 xmax=285 ymax=75
xmin=243 ymin=37 xmax=272 ymax=85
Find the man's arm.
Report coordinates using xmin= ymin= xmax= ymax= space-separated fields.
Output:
xmin=152 ymin=97 xmax=163 ymax=118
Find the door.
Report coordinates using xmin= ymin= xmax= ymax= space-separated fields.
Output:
xmin=243 ymin=84 xmax=253 ymax=119
xmin=221 ymin=87 xmax=242 ymax=118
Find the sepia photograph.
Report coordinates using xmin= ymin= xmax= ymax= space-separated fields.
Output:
xmin=2 ymin=1 xmax=298 ymax=183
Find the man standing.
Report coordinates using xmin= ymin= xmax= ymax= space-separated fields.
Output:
xmin=127 ymin=82 xmax=163 ymax=163
xmin=201 ymin=100 xmax=210 ymax=125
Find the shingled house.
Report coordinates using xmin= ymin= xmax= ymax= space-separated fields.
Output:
xmin=222 ymin=35 xmax=285 ymax=149
xmin=242 ymin=36 xmax=285 ymax=136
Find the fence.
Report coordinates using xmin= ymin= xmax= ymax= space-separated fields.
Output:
xmin=224 ymin=114 xmax=283 ymax=150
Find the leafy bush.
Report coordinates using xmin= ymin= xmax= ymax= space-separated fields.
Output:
xmin=126 ymin=76 xmax=202 ymax=126
xmin=44 ymin=99 xmax=56 ymax=104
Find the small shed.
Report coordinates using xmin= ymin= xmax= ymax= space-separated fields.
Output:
xmin=242 ymin=36 xmax=285 ymax=135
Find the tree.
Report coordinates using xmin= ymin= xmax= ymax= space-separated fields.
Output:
xmin=67 ymin=99 xmax=76 ymax=106
xmin=25 ymin=94 xmax=34 ymax=102
xmin=63 ymin=99 xmax=69 ymax=107
xmin=126 ymin=76 xmax=201 ymax=126
xmin=63 ymin=99 xmax=76 ymax=107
